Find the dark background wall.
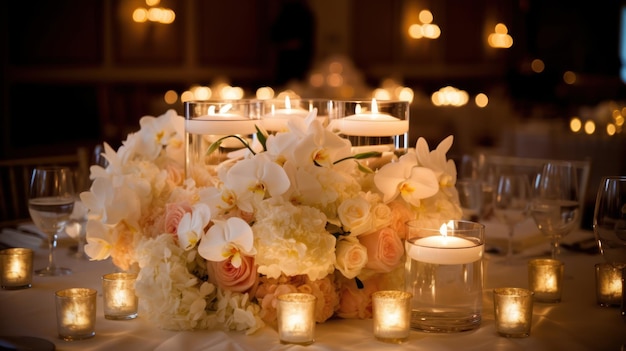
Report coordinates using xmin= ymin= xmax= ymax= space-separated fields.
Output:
xmin=1 ymin=0 xmax=624 ymax=159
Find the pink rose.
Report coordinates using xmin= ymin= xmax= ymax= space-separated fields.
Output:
xmin=164 ymin=201 xmax=192 ymax=234
xmin=336 ymin=277 xmax=379 ymax=319
xmin=206 ymin=255 xmax=258 ymax=293
xmin=296 ymin=276 xmax=340 ymax=323
xmin=360 ymin=227 xmax=404 ymax=273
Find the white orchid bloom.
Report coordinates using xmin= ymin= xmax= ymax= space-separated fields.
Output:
xmin=197 ymin=217 xmax=256 ymax=268
xmin=225 ymin=153 xmax=290 ymax=213
xmin=177 ymin=203 xmax=211 ymax=250
xmin=83 ymin=219 xmax=113 ymax=260
xmin=134 ymin=110 xmax=181 ymax=161
xmin=80 ymin=177 xmax=141 ymax=226
xmin=374 ymin=157 xmax=439 ymax=207
xmin=415 ymin=135 xmax=457 ymax=193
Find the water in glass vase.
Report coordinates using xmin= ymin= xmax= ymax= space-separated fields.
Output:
xmin=405 ymin=238 xmax=483 ymax=332
xmin=28 ymin=197 xmax=74 ymax=234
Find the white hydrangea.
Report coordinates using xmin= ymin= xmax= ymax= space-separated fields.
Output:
xmin=253 ymin=198 xmax=336 ymax=281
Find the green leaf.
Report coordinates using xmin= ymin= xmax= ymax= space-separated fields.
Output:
xmin=206 ymin=140 xmax=222 ymax=156
xmin=357 ymin=161 xmax=374 ymax=174
xmin=255 ymin=125 xmax=267 ymax=151
xmin=353 ymin=151 xmax=383 ymax=160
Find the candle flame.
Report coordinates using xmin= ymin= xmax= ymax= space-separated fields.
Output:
xmin=439 ymin=220 xmax=454 ymax=237
xmin=439 ymin=223 xmax=448 ymax=237
xmin=285 ymin=96 xmax=292 ymax=109
xmin=208 ymin=106 xmax=216 ymax=114
xmin=371 ymin=98 xmax=379 ymax=114
xmin=355 ymin=103 xmax=362 ymax=114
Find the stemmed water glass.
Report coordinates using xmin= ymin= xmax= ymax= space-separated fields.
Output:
xmin=492 ymin=173 xmax=532 ymax=262
xmin=593 ymin=176 xmax=626 ymax=319
xmin=531 ymin=161 xmax=580 ymax=259
xmin=28 ymin=166 xmax=75 ymax=276
xmin=593 ymin=176 xmax=626 ymax=267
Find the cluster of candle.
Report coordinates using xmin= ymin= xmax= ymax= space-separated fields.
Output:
xmin=184 ymin=97 xmax=410 ymax=176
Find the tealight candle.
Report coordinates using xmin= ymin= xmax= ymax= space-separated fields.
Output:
xmin=55 ymin=288 xmax=97 ymax=341
xmin=276 ymin=293 xmax=316 ymax=345
xmin=102 ymin=272 xmax=138 ymax=320
xmin=528 ymin=259 xmax=564 ymax=303
xmin=0 ymin=248 xmax=33 ymax=289
xmin=371 ymin=290 xmax=412 ymax=343
xmin=595 ymin=263 xmax=622 ymax=307
xmin=493 ymin=287 xmax=534 ymax=338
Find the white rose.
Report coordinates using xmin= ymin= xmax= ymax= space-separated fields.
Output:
xmin=335 ymin=237 xmax=368 ymax=279
xmin=337 ymin=196 xmax=372 ymax=236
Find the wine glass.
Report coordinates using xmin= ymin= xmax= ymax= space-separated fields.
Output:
xmin=593 ymin=176 xmax=626 ymax=267
xmin=492 ymin=173 xmax=532 ymax=262
xmin=531 ymin=161 xmax=580 ymax=259
xmin=28 ymin=166 xmax=75 ymax=276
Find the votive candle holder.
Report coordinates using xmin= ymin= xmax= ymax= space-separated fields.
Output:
xmin=55 ymin=288 xmax=97 ymax=341
xmin=528 ymin=258 xmax=563 ymax=303
xmin=493 ymin=287 xmax=534 ymax=338
xmin=595 ymin=262 xmax=622 ymax=307
xmin=102 ymin=272 xmax=138 ymax=320
xmin=371 ymin=290 xmax=412 ymax=343
xmin=0 ymin=248 xmax=33 ymax=289
xmin=276 ymin=293 xmax=316 ymax=345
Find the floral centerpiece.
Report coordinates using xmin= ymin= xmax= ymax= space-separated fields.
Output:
xmin=82 ymin=108 xmax=462 ymax=333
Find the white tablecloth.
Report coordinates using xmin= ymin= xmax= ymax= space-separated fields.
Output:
xmin=1 ymin=230 xmax=625 ymax=351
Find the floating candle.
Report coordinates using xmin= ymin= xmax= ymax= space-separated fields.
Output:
xmin=338 ymin=99 xmax=408 ymax=137
xmin=186 ymin=104 xmax=257 ymax=135
xmin=407 ymin=223 xmax=483 ymax=265
xmin=262 ymin=96 xmax=310 ymax=131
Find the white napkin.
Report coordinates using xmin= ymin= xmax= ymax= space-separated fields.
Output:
xmin=0 ymin=228 xmax=44 ymax=249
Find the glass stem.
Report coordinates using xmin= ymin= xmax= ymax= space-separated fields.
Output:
xmin=550 ymin=239 xmax=559 ymax=259
xmin=48 ymin=232 xmax=58 ymax=270
xmin=506 ymin=225 xmax=515 ymax=261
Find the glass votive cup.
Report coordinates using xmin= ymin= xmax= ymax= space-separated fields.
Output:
xmin=528 ymin=258 xmax=564 ymax=303
xmin=55 ymin=288 xmax=97 ymax=341
xmin=0 ymin=248 xmax=33 ymax=289
xmin=102 ymin=272 xmax=138 ymax=320
xmin=493 ymin=287 xmax=534 ymax=338
xmin=371 ymin=290 xmax=412 ymax=343
xmin=595 ymin=262 xmax=623 ymax=307
xmin=276 ymin=293 xmax=316 ymax=345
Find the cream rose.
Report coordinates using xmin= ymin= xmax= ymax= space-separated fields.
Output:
xmin=360 ymin=227 xmax=404 ymax=273
xmin=334 ymin=237 xmax=368 ymax=279
xmin=337 ymin=196 xmax=372 ymax=236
